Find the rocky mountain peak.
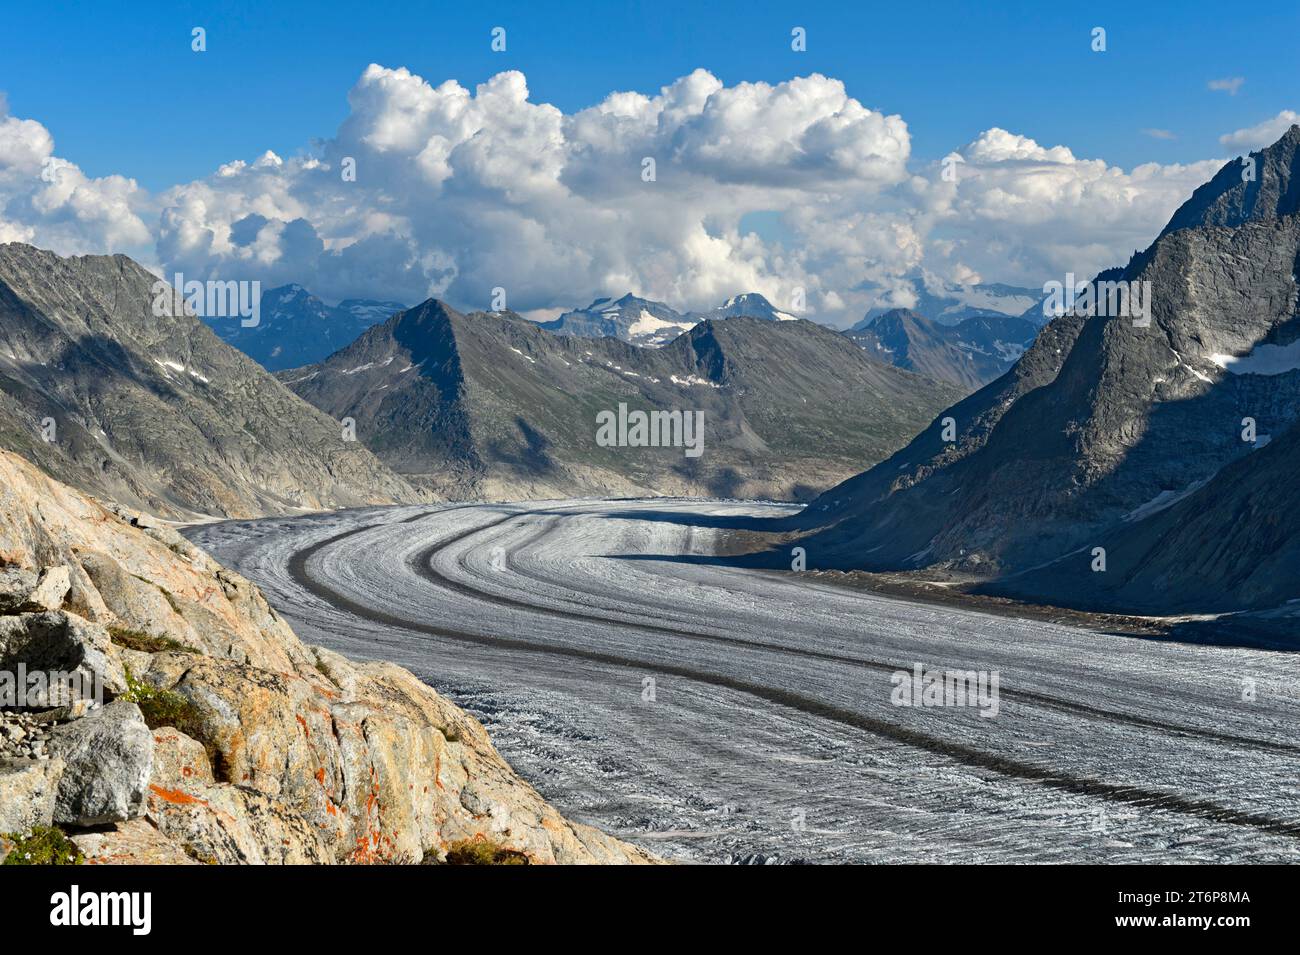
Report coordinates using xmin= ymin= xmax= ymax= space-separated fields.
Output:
xmin=709 ymin=292 xmax=798 ymax=321
xmin=283 ymin=304 xmax=959 ymax=501
xmin=1162 ymin=123 xmax=1300 ymax=233
xmin=792 ymin=124 xmax=1300 ymax=618
xmin=868 ymin=307 xmax=930 ymax=329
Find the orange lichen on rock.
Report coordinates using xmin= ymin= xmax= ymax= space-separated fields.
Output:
xmin=149 ymin=784 xmax=208 ymax=806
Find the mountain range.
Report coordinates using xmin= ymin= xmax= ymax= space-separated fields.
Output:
xmin=201 ymin=284 xmax=406 ymax=371
xmin=281 ymin=301 xmax=960 ymax=500
xmin=539 ymin=291 xmax=798 ymax=347
xmin=7 ymin=122 xmax=1298 ymax=624
xmin=0 ymin=245 xmax=418 ymax=519
xmin=848 ymin=308 xmax=1039 ymax=390
xmin=859 ymin=275 xmax=1044 ymax=328
xmin=543 ymin=291 xmax=1038 ymax=393
xmin=784 ymin=124 xmax=1300 ymax=619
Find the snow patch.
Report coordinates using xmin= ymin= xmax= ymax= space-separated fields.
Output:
xmin=628 ymin=309 xmax=694 ymax=339
xmin=1210 ymin=339 xmax=1300 ymax=375
xmin=993 ymin=341 xmax=1025 ymax=362
xmin=1122 ymin=478 xmax=1209 ymax=522
xmin=153 ymin=358 xmax=208 ymax=383
xmin=670 ymin=374 xmax=721 ymax=389
xmin=341 ymin=356 xmax=394 ymax=375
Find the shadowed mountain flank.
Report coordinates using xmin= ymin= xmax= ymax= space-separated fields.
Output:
xmin=782 ymin=126 xmax=1300 ymax=619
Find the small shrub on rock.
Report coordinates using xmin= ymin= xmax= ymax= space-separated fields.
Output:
xmin=439 ymin=838 xmax=530 ymax=865
xmin=108 ymin=626 xmax=196 ymax=655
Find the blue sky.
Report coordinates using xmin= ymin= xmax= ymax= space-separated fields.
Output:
xmin=1 ymin=1 xmax=1296 ymax=320
xmin=3 ymin=0 xmax=1295 ymax=190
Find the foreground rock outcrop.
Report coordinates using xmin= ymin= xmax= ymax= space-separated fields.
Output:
xmin=0 ymin=448 xmax=654 ymax=864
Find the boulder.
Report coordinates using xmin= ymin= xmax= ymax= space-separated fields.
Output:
xmin=0 ymin=567 xmax=39 ymax=614
xmin=27 ymin=565 xmax=72 ymax=611
xmin=49 ymin=701 xmax=154 ymax=826
xmin=78 ymin=551 xmax=193 ymax=647
xmin=0 ymin=758 xmax=64 ymax=833
xmin=0 ymin=611 xmax=126 ymax=704
xmin=0 ymin=564 xmax=74 ymax=614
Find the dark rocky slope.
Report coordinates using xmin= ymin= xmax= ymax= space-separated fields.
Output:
xmin=786 ymin=126 xmax=1300 ymax=616
xmin=0 ymin=244 xmax=418 ymax=519
xmin=991 ymin=418 xmax=1300 ymax=614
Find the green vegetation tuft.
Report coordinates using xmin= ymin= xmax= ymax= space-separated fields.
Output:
xmin=181 ymin=843 xmax=219 ymax=865
xmin=439 ymin=839 xmax=530 ymax=865
xmin=108 ymin=625 xmax=197 ymax=655
xmin=1 ymin=826 xmax=83 ymax=865
xmin=313 ymin=659 xmax=337 ymax=686
xmin=120 ymin=666 xmax=199 ymax=731
xmin=158 ymin=587 xmax=183 ymax=616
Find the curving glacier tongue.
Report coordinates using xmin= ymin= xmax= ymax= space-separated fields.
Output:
xmin=191 ymin=499 xmax=1300 ymax=864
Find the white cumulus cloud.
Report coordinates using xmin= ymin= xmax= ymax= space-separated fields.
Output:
xmin=920 ymin=128 xmax=1222 ymax=287
xmin=1219 ymin=110 xmax=1300 ymax=151
xmin=0 ymin=66 xmax=1274 ymax=326
xmin=0 ymin=100 xmax=151 ymax=257
xmin=153 ymin=66 xmax=916 ymax=321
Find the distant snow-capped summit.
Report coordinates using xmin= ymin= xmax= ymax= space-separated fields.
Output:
xmin=707 ymin=292 xmax=800 ymax=322
xmin=540 ymin=293 xmax=697 ymax=346
xmin=540 ymin=291 xmax=803 ymax=346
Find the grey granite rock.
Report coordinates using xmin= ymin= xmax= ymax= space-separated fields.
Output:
xmin=0 ymin=757 xmax=64 ymax=832
xmin=49 ymin=700 xmax=154 ymax=826
xmin=0 ymin=611 xmax=125 ymax=704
